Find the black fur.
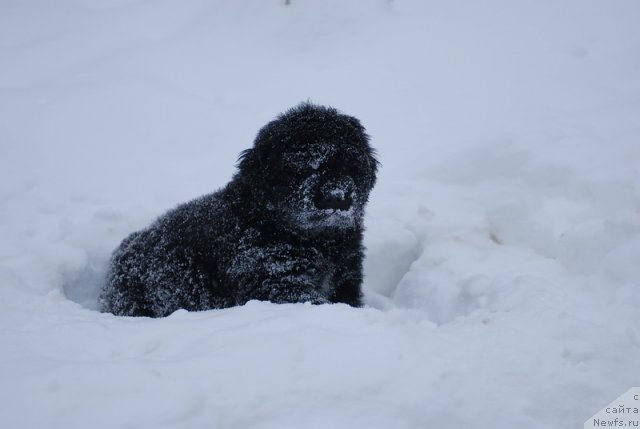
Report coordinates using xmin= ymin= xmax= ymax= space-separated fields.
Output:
xmin=100 ymin=103 xmax=378 ymax=317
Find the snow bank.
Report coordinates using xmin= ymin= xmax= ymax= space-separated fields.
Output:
xmin=1 ymin=1 xmax=639 ymax=428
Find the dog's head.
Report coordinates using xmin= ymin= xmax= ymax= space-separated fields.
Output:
xmin=237 ymin=103 xmax=378 ymax=233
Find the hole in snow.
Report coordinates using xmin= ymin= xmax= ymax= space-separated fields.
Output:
xmin=362 ymin=219 xmax=423 ymax=309
xmin=61 ymin=263 xmax=105 ymax=311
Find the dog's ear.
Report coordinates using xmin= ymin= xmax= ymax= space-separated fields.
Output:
xmin=237 ymin=146 xmax=275 ymax=175
xmin=368 ymin=147 xmax=380 ymax=187
xmin=236 ymin=147 xmax=258 ymax=177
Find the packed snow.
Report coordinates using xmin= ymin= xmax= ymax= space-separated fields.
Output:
xmin=1 ymin=1 xmax=639 ymax=428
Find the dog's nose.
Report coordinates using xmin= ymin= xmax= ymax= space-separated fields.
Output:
xmin=314 ymin=178 xmax=354 ymax=211
xmin=317 ymin=190 xmax=352 ymax=211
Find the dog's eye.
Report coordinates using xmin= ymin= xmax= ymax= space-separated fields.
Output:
xmin=285 ymin=152 xmax=324 ymax=173
xmin=336 ymin=149 xmax=371 ymax=175
xmin=284 ymin=153 xmax=310 ymax=171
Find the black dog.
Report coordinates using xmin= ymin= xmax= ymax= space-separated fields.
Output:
xmin=100 ymin=103 xmax=378 ymax=317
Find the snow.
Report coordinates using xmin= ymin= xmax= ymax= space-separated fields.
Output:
xmin=1 ymin=0 xmax=639 ymax=428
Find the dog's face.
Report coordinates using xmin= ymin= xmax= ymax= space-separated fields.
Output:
xmin=237 ymin=104 xmax=378 ymax=233
xmin=278 ymin=140 xmax=375 ymax=231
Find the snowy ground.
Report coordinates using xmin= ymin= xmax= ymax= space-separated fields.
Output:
xmin=1 ymin=1 xmax=640 ymax=428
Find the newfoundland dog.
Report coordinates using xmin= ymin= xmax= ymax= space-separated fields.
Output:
xmin=100 ymin=103 xmax=378 ymax=317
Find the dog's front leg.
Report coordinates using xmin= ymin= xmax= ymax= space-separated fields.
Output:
xmin=228 ymin=243 xmax=330 ymax=305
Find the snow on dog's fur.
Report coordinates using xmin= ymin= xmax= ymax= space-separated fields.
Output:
xmin=100 ymin=103 xmax=378 ymax=317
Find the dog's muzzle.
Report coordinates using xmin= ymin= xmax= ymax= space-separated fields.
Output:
xmin=313 ymin=177 xmax=355 ymax=211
